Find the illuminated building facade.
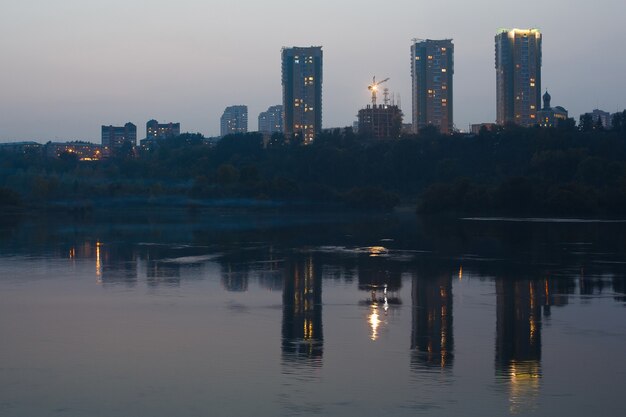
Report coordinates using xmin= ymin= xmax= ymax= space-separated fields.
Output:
xmin=220 ymin=105 xmax=248 ymax=137
xmin=258 ymin=105 xmax=283 ymax=135
xmin=411 ymin=39 xmax=454 ymax=134
xmin=281 ymin=46 xmax=323 ymax=144
xmin=45 ymin=141 xmax=102 ymax=160
xmin=146 ymin=119 xmax=180 ymax=140
xmin=357 ymin=104 xmax=403 ymax=139
xmin=101 ymin=123 xmax=137 ymax=156
xmin=495 ymin=28 xmax=542 ymax=127
xmin=536 ymin=91 xmax=568 ymax=128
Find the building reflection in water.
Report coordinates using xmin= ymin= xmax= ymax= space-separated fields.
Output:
xmin=410 ymin=271 xmax=453 ymax=370
xmin=141 ymin=245 xmax=181 ymax=287
xmin=357 ymin=255 xmax=403 ymax=341
xmin=68 ymin=240 xmax=138 ymax=286
xmin=281 ymin=256 xmax=323 ymax=366
xmin=495 ymin=276 xmax=569 ymax=414
xmin=145 ymin=261 xmax=181 ymax=287
xmin=613 ymin=275 xmax=626 ymax=302
xmin=359 ymin=283 xmax=403 ymax=341
xmin=221 ymin=263 xmax=250 ymax=292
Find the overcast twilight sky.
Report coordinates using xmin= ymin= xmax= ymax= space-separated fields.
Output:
xmin=0 ymin=0 xmax=625 ymax=142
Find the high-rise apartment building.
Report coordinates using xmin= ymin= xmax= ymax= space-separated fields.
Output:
xmin=258 ymin=105 xmax=283 ymax=135
xmin=220 ymin=105 xmax=248 ymax=137
xmin=495 ymin=28 xmax=542 ymax=127
xmin=146 ymin=120 xmax=180 ymax=139
xmin=101 ymin=122 xmax=137 ymax=156
xmin=411 ymin=39 xmax=454 ymax=134
xmin=281 ymin=46 xmax=323 ymax=143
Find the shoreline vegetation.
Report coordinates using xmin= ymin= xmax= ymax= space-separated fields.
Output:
xmin=2 ymin=120 xmax=626 ymax=217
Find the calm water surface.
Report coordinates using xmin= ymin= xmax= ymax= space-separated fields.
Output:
xmin=1 ymin=208 xmax=625 ymax=417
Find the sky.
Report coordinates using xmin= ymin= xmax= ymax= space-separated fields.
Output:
xmin=0 ymin=0 xmax=625 ymax=142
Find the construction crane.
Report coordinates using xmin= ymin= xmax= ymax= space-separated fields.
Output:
xmin=368 ymin=76 xmax=389 ymax=106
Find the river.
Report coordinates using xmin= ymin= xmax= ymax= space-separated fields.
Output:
xmin=1 ymin=207 xmax=625 ymax=416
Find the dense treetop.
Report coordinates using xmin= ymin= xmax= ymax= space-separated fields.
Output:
xmin=2 ymin=113 xmax=626 ymax=216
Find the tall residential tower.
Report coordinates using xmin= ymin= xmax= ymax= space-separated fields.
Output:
xmin=411 ymin=39 xmax=454 ymax=134
xmin=495 ymin=28 xmax=542 ymax=126
xmin=258 ymin=105 xmax=283 ymax=135
xmin=220 ymin=105 xmax=248 ymax=137
xmin=281 ymin=46 xmax=323 ymax=143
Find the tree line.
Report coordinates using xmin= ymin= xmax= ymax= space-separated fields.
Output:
xmin=1 ymin=113 xmax=626 ymax=216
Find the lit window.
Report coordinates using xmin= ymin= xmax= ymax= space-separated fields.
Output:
xmin=428 ymin=55 xmax=433 ymax=59
xmin=441 ymin=68 xmax=447 ymax=73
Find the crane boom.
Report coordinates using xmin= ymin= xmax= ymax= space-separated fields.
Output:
xmin=368 ymin=76 xmax=390 ymax=106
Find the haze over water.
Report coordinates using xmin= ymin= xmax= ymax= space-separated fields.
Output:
xmin=1 ymin=208 xmax=625 ymax=416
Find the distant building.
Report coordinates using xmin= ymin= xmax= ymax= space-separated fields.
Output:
xmin=470 ymin=123 xmax=497 ymax=134
xmin=0 ymin=141 xmax=42 ymax=154
xmin=220 ymin=105 xmax=248 ymax=137
xmin=357 ymin=104 xmax=403 ymax=139
xmin=495 ymin=28 xmax=542 ymax=127
xmin=139 ymin=138 xmax=159 ymax=152
xmin=411 ymin=39 xmax=454 ymax=134
xmin=45 ymin=141 xmax=102 ymax=160
xmin=536 ymin=91 xmax=568 ymax=127
xmin=146 ymin=119 xmax=180 ymax=140
xmin=581 ymin=109 xmax=612 ymax=130
xmin=101 ymin=123 xmax=137 ymax=156
xmin=282 ymin=46 xmax=323 ymax=144
xmin=258 ymin=105 xmax=283 ymax=135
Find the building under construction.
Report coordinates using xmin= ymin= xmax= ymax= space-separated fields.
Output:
xmin=357 ymin=104 xmax=403 ymax=139
xmin=357 ymin=76 xmax=403 ymax=139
